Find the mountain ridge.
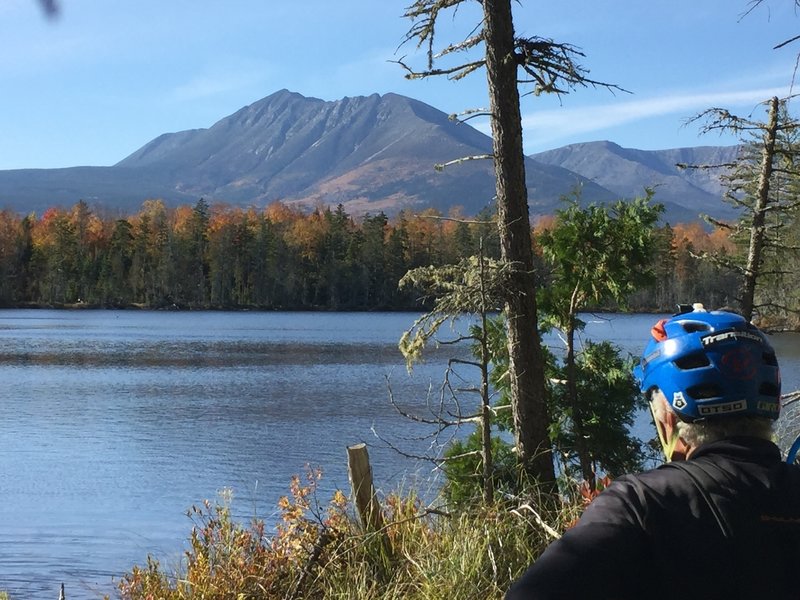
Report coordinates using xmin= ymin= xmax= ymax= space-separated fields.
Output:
xmin=0 ymin=90 xmax=737 ymax=223
xmin=530 ymin=141 xmax=739 ymax=221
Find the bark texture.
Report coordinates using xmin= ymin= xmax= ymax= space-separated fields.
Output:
xmin=741 ymin=96 xmax=779 ymax=321
xmin=482 ymin=0 xmax=555 ymax=484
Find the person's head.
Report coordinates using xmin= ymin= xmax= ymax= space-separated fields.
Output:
xmin=633 ymin=304 xmax=781 ymax=460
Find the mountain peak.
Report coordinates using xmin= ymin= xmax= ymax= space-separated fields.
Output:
xmin=0 ymin=90 xmax=736 ymax=222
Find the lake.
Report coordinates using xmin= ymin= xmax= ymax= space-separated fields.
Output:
xmin=0 ymin=309 xmax=798 ymax=599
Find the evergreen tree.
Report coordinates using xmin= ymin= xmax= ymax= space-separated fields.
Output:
xmin=537 ymin=193 xmax=663 ymax=485
xmin=361 ymin=212 xmax=391 ymax=307
xmin=102 ymin=219 xmax=134 ymax=305
xmin=184 ymin=198 xmax=211 ymax=306
xmin=12 ymin=215 xmax=34 ymax=303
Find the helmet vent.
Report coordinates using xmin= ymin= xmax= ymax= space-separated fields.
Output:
xmin=674 ymin=353 xmax=711 ymax=370
xmin=681 ymin=321 xmax=711 ymax=334
xmin=687 ymin=384 xmax=722 ymax=400
xmin=759 ymin=382 xmax=780 ymax=398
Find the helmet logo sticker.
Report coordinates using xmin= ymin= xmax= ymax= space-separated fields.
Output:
xmin=698 ymin=400 xmax=746 ymax=416
xmin=757 ymin=401 xmax=780 ymax=414
xmin=721 ymin=348 xmax=757 ymax=380
xmin=642 ymin=348 xmax=661 ymax=368
xmin=672 ymin=392 xmax=687 ymax=409
xmin=701 ymin=330 xmax=763 ymax=346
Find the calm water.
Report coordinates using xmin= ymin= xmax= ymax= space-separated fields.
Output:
xmin=0 ymin=310 xmax=797 ymax=599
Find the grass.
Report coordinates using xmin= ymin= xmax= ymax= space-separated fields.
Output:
xmin=113 ymin=470 xmax=578 ymax=600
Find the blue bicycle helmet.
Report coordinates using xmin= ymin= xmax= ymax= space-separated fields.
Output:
xmin=633 ymin=305 xmax=781 ymax=422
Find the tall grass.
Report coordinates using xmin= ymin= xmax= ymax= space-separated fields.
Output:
xmin=115 ymin=470 xmax=577 ymax=600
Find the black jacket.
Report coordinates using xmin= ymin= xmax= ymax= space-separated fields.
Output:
xmin=506 ymin=437 xmax=800 ymax=600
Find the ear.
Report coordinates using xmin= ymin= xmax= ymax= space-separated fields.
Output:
xmin=651 ymin=392 xmax=690 ymax=461
xmin=661 ymin=405 xmax=692 ymax=461
xmin=653 ymin=394 xmax=675 ymax=439
xmin=660 ymin=400 xmax=679 ymax=431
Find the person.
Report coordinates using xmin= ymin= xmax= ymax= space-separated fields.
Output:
xmin=506 ymin=305 xmax=800 ymax=600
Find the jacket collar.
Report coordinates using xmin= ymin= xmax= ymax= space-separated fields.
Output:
xmin=690 ymin=436 xmax=782 ymax=464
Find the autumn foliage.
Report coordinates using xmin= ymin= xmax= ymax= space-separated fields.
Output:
xmin=114 ymin=467 xmax=589 ymax=600
xmin=0 ymin=198 xmax=744 ymax=312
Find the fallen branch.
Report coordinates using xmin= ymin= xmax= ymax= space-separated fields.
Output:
xmin=510 ymin=503 xmax=562 ymax=541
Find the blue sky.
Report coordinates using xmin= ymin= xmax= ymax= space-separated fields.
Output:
xmin=1 ymin=0 xmax=798 ymax=169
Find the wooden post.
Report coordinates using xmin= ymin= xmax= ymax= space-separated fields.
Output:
xmin=347 ymin=443 xmax=384 ymax=532
xmin=59 ymin=583 xmax=65 ymax=600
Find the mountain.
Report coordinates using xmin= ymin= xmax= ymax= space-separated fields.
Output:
xmin=113 ymin=89 xmax=614 ymax=216
xmin=531 ymin=141 xmax=740 ymax=222
xmin=0 ymin=90 xmax=734 ymax=222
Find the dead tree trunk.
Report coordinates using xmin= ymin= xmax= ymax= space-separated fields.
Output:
xmin=481 ymin=0 xmax=555 ymax=485
xmin=741 ymin=96 xmax=779 ymax=321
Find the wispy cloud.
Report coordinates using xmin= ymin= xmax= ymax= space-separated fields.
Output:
xmin=166 ymin=66 xmax=270 ymax=104
xmin=515 ymin=86 xmax=793 ymax=149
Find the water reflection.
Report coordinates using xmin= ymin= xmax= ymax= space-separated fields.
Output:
xmin=0 ymin=310 xmax=456 ymax=598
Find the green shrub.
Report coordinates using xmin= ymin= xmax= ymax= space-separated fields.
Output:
xmin=441 ymin=430 xmax=520 ymax=507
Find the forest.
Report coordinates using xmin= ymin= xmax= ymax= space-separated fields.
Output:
xmin=0 ymin=194 xmax=790 ymax=321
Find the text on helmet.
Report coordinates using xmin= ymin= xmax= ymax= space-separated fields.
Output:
xmin=697 ymin=400 xmax=746 ymax=416
xmin=701 ymin=330 xmax=763 ymax=347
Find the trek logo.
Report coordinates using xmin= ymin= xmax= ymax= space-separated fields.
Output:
xmin=697 ymin=400 xmax=746 ymax=416
xmin=721 ymin=347 xmax=757 ymax=379
xmin=701 ymin=330 xmax=763 ymax=347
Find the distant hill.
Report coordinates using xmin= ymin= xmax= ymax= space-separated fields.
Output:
xmin=531 ymin=141 xmax=740 ymax=223
xmin=0 ymin=90 xmax=736 ymax=222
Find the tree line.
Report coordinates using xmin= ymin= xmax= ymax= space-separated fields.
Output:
xmin=0 ymin=195 xmax=793 ymax=317
xmin=0 ymin=198 xmax=495 ymax=310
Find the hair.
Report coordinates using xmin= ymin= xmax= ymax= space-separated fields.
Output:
xmin=650 ymin=389 xmax=774 ymax=448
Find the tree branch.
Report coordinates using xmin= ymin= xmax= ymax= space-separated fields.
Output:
xmin=434 ymin=154 xmax=494 ymax=171
xmin=514 ymin=37 xmax=630 ymax=96
xmin=774 ymin=34 xmax=800 ymax=50
xmin=393 ymin=57 xmax=486 ymax=81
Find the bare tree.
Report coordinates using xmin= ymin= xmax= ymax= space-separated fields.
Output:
xmin=683 ymin=96 xmax=800 ymax=323
xmin=400 ymin=0 xmax=621 ymax=485
xmin=395 ymin=249 xmax=514 ymax=504
xmin=743 ymin=0 xmax=800 ymax=48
